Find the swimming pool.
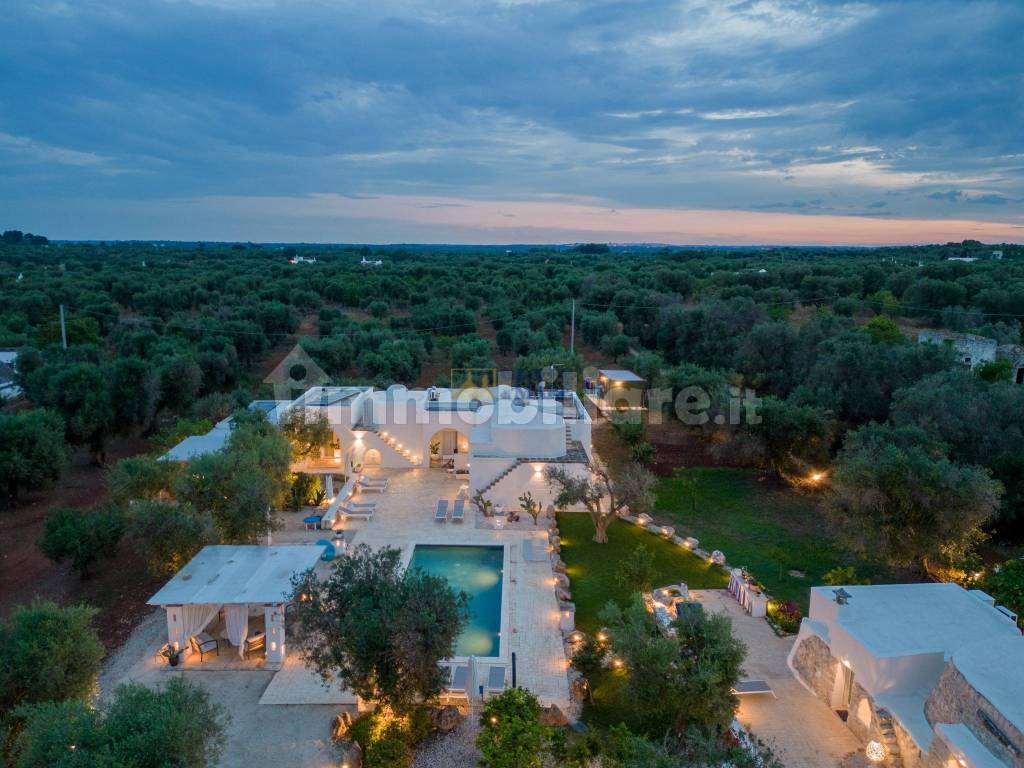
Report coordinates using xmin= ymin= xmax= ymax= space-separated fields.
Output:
xmin=408 ymin=545 xmax=504 ymax=657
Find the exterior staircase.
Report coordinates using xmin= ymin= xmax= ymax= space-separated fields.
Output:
xmin=477 ymin=459 xmax=523 ymax=497
xmin=875 ymin=708 xmax=903 ymax=767
xmin=359 ymin=425 xmax=417 ymax=466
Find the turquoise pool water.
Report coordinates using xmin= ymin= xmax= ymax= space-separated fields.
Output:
xmin=408 ymin=545 xmax=503 ymax=657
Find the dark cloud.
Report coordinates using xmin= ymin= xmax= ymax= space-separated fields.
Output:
xmin=0 ymin=0 xmax=1021 ymax=239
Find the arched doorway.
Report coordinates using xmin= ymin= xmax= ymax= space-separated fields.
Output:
xmin=427 ymin=428 xmax=470 ymax=469
xmin=364 ymin=448 xmax=382 ymax=466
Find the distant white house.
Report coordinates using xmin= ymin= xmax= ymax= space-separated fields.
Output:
xmin=288 ymin=255 xmax=317 ymax=265
xmin=917 ymin=330 xmax=997 ymax=368
xmin=360 ymin=255 xmax=383 ymax=266
xmin=0 ymin=350 xmax=22 ymax=401
xmin=162 ymin=384 xmax=593 ymax=509
xmin=789 ymin=582 xmax=1023 ymax=768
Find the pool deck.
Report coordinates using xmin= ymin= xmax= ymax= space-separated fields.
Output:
xmin=269 ymin=467 xmax=572 ymax=710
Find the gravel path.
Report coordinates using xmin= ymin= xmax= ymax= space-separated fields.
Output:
xmin=412 ymin=714 xmax=482 ymax=768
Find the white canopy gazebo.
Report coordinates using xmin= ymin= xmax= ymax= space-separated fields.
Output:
xmin=148 ymin=545 xmax=323 ymax=669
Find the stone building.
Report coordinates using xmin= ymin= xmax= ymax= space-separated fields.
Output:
xmin=788 ymin=583 xmax=1023 ymax=768
xmin=918 ymin=330 xmax=998 ymax=369
xmin=996 ymin=344 xmax=1024 ymax=384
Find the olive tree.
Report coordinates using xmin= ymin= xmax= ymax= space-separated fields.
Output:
xmin=289 ymin=545 xmax=469 ymax=713
xmin=545 ymin=463 xmax=626 ymax=543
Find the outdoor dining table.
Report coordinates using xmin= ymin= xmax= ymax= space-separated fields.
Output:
xmin=728 ymin=569 xmax=768 ymax=618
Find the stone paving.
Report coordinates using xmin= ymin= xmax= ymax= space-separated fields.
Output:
xmin=268 ymin=467 xmax=572 ymax=710
xmin=694 ymin=589 xmax=862 ymax=768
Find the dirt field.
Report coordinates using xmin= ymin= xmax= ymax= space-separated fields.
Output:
xmin=0 ymin=435 xmax=164 ymax=649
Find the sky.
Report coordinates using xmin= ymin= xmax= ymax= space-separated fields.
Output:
xmin=1 ymin=0 xmax=1023 ymax=245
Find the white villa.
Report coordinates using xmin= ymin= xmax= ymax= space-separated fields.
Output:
xmin=146 ymin=383 xmax=593 ymax=716
xmin=789 ymin=582 xmax=1024 ymax=768
xmin=168 ymin=384 xmax=593 ymax=513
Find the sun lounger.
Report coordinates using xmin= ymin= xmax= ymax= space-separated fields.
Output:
xmin=358 ymin=476 xmax=389 ymax=492
xmin=434 ymin=499 xmax=449 ymax=522
xmin=451 ymin=499 xmax=465 ymax=523
xmin=340 ymin=503 xmax=376 ymax=520
xmin=359 ymin=474 xmax=389 ymax=486
xmin=522 ymin=539 xmax=549 ymax=562
xmin=732 ymin=680 xmax=775 ymax=697
xmin=448 ymin=664 xmax=469 ymax=694
xmin=486 ymin=665 xmax=507 ymax=695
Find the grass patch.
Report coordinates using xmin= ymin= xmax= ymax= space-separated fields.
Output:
xmin=557 ymin=513 xmax=728 ymax=635
xmin=654 ymin=468 xmax=898 ymax=610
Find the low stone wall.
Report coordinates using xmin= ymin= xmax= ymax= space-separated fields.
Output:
xmin=925 ymin=662 xmax=1024 ymax=767
xmin=790 ymin=634 xmax=838 ymax=704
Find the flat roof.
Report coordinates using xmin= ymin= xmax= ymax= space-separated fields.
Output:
xmin=599 ymin=369 xmax=644 ymax=383
xmin=147 ymin=545 xmax=322 ymax=606
xmin=820 ymin=582 xmax=1022 ymax=659
xmin=160 ymin=417 xmax=233 ymax=461
xmin=294 ymin=387 xmax=363 ymax=407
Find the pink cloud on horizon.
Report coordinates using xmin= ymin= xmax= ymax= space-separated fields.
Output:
xmin=200 ymin=193 xmax=1024 ymax=245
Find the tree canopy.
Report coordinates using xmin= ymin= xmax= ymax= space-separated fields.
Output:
xmin=288 ymin=544 xmax=469 ymax=713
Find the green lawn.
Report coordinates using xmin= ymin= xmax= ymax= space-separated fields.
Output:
xmin=556 ymin=512 xmax=728 ymax=634
xmin=653 ymin=468 xmax=897 ymax=609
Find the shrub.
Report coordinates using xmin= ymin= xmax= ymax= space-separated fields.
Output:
xmin=630 ymin=441 xmax=654 ymax=467
xmin=289 ymin=472 xmax=322 ymax=510
xmin=767 ymin=600 xmax=802 ymax=634
xmin=616 ymin=544 xmax=656 ymax=593
xmin=38 ymin=505 xmax=125 ymax=578
xmin=477 ymin=688 xmax=547 ymax=768
xmin=0 ymin=408 xmax=68 ymax=508
xmin=127 ymin=501 xmax=214 ymax=576
xmin=0 ymin=599 xmax=104 ymax=718
xmin=570 ymin=634 xmax=605 ymax=680
xmin=984 ymin=559 xmax=1024 ymax=627
xmin=822 ymin=565 xmax=870 ymax=586
xmin=10 ymin=678 xmax=228 ymax=768
xmin=347 ymin=708 xmax=433 ymax=768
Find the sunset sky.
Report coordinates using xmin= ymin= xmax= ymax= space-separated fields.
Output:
xmin=2 ymin=0 xmax=1023 ymax=244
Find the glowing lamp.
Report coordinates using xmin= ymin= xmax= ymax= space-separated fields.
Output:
xmin=865 ymin=740 xmax=886 ymax=763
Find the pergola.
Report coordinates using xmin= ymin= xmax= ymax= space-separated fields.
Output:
xmin=147 ymin=545 xmax=322 ymax=669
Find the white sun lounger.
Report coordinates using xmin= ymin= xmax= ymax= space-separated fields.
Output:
xmin=521 ymin=539 xmax=549 ymax=562
xmin=360 ymin=474 xmax=388 ymax=485
xmin=486 ymin=665 xmax=507 ymax=695
xmin=451 ymin=499 xmax=465 ymax=523
xmin=434 ymin=499 xmax=449 ymax=522
xmin=358 ymin=480 xmax=387 ymax=493
xmin=448 ymin=664 xmax=469 ymax=695
xmin=732 ymin=680 xmax=775 ymax=697
xmin=340 ymin=502 xmax=376 ymax=520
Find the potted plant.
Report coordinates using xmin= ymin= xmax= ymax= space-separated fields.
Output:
xmin=429 ymin=440 xmax=442 ymax=467
xmin=161 ymin=644 xmax=182 ymax=668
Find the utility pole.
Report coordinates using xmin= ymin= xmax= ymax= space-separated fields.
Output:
xmin=569 ymin=299 xmax=575 ymax=354
xmin=59 ymin=304 xmax=68 ymax=349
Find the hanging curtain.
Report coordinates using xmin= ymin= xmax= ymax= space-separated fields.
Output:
xmin=225 ymin=604 xmax=249 ymax=658
xmin=179 ymin=604 xmax=220 ymax=648
xmin=441 ymin=430 xmax=456 ymax=455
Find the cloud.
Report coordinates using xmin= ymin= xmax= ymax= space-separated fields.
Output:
xmin=0 ymin=0 xmax=1021 ymax=239
xmin=0 ymin=132 xmax=109 ymax=167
